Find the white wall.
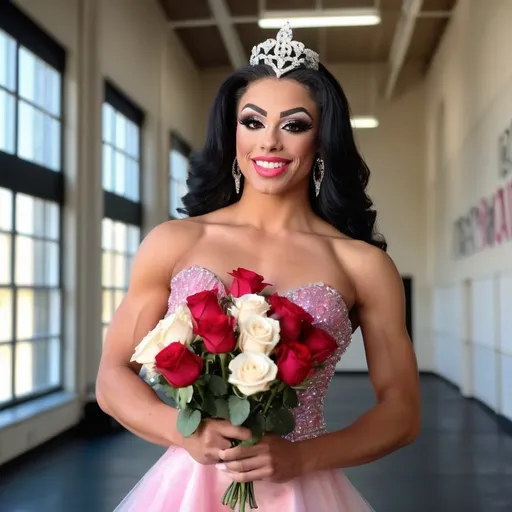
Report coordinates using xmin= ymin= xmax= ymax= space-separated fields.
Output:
xmin=199 ymin=64 xmax=429 ymax=372
xmin=0 ymin=0 xmax=202 ymax=465
xmin=426 ymin=0 xmax=512 ymax=421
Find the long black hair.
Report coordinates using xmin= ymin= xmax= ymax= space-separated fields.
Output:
xmin=178 ymin=63 xmax=387 ymax=251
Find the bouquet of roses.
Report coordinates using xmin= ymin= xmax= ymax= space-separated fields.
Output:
xmin=130 ymin=268 xmax=338 ymax=511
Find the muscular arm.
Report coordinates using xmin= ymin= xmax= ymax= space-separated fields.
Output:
xmin=96 ymin=222 xmax=197 ymax=447
xmin=300 ymin=247 xmax=420 ymax=472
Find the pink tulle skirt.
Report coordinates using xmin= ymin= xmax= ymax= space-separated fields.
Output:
xmin=114 ymin=446 xmax=374 ymax=511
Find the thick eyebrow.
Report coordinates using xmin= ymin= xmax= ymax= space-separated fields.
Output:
xmin=241 ymin=103 xmax=267 ymax=116
xmin=280 ymin=107 xmax=313 ymax=119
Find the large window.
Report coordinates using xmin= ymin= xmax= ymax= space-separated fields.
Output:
xmin=101 ymin=82 xmax=143 ymax=341
xmin=169 ymin=133 xmax=191 ymax=219
xmin=0 ymin=3 xmax=65 ymax=409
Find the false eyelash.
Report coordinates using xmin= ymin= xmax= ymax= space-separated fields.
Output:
xmin=238 ymin=116 xmax=262 ymax=129
xmin=281 ymin=120 xmax=313 ymax=132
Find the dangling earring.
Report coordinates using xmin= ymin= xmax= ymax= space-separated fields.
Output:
xmin=232 ymin=158 xmax=241 ymax=194
xmin=313 ymin=157 xmax=325 ymax=197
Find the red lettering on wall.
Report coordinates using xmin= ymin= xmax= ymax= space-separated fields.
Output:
xmin=479 ymin=198 xmax=488 ymax=249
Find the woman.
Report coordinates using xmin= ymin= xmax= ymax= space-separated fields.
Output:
xmin=97 ymin=23 xmax=420 ymax=511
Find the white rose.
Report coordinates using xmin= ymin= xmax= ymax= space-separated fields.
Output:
xmin=229 ymin=294 xmax=270 ymax=324
xmin=228 ymin=352 xmax=277 ymax=396
xmin=238 ymin=315 xmax=280 ymax=355
xmin=130 ymin=305 xmax=194 ymax=367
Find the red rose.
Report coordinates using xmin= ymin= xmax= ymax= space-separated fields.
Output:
xmin=269 ymin=294 xmax=314 ymax=340
xmin=196 ymin=315 xmax=236 ymax=354
xmin=186 ymin=289 xmax=223 ymax=328
xmin=302 ymin=324 xmax=338 ymax=363
xmin=277 ymin=342 xmax=313 ymax=386
xmin=155 ymin=342 xmax=203 ymax=388
xmin=228 ymin=268 xmax=270 ymax=298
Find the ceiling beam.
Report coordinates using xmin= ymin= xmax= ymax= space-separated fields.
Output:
xmin=384 ymin=0 xmax=424 ymax=100
xmin=207 ymin=0 xmax=247 ymax=69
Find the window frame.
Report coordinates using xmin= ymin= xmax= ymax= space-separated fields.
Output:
xmin=0 ymin=1 xmax=66 ymax=411
xmin=103 ymin=80 xmax=144 ymax=226
xmin=101 ymin=82 xmax=144 ymax=342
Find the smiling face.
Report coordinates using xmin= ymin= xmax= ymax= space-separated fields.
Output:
xmin=235 ymin=78 xmax=319 ymax=196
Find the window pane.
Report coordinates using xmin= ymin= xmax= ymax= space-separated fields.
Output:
xmin=102 ymin=218 xmax=113 ymax=250
xmin=114 ymin=150 xmax=126 ymax=196
xmin=114 ymin=253 xmax=126 ymax=287
xmin=0 ymin=29 xmax=16 ymax=91
xmin=48 ymin=338 xmax=60 ymax=386
xmin=45 ymin=115 xmax=61 ymax=170
xmin=0 ymin=188 xmax=13 ymax=231
xmin=17 ymin=100 xmax=44 ymax=165
xmin=15 ymin=195 xmax=59 ymax=240
xmin=15 ymin=339 xmax=59 ymax=396
xmin=126 ymin=157 xmax=139 ymax=201
xmin=126 ymin=120 xmax=139 ymax=159
xmin=102 ymin=251 xmax=113 ymax=287
xmin=114 ymin=290 xmax=124 ymax=308
xmin=0 ymin=88 xmax=15 ymax=154
xmin=0 ymin=233 xmax=11 ymax=284
xmin=102 ymin=103 xmax=115 ymax=144
xmin=114 ymin=221 xmax=127 ymax=252
xmin=44 ymin=241 xmax=59 ymax=286
xmin=18 ymin=47 xmax=59 ymax=116
xmin=127 ymin=225 xmax=140 ymax=254
xmin=15 ymin=236 xmax=59 ymax=286
xmin=16 ymin=288 xmax=60 ymax=340
xmin=102 ymin=290 xmax=113 ymax=323
xmin=17 ymin=101 xmax=61 ymax=171
xmin=0 ymin=344 xmax=12 ymax=404
xmin=102 ymin=143 xmax=114 ymax=192
xmin=115 ymin=111 xmax=127 ymax=152
xmin=0 ymin=288 xmax=13 ymax=341
xmin=46 ymin=66 xmax=61 ymax=117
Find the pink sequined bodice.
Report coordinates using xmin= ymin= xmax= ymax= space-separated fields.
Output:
xmin=167 ymin=265 xmax=352 ymax=442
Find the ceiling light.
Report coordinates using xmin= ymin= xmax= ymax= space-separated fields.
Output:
xmin=258 ymin=8 xmax=381 ymax=29
xmin=351 ymin=116 xmax=379 ymax=129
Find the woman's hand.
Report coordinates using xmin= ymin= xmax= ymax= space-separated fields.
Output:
xmin=181 ymin=419 xmax=252 ymax=465
xmin=216 ymin=434 xmax=305 ymax=483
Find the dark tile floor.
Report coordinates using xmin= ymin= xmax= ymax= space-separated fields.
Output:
xmin=0 ymin=374 xmax=511 ymax=511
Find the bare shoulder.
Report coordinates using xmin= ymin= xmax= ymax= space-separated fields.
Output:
xmin=332 ymin=239 xmax=401 ymax=306
xmin=129 ymin=218 xmax=206 ymax=287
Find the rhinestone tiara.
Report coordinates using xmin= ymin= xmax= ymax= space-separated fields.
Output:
xmin=249 ymin=22 xmax=320 ymax=77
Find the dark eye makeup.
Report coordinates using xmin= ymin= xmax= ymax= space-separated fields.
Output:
xmin=238 ymin=116 xmax=313 ymax=133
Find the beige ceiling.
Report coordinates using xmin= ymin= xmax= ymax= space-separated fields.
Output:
xmin=159 ymin=0 xmax=457 ymax=80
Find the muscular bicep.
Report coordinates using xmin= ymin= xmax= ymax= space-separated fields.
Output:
xmin=355 ymin=250 xmax=419 ymax=404
xmin=99 ymin=226 xmax=173 ymax=374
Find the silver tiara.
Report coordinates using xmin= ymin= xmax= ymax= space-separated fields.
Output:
xmin=249 ymin=22 xmax=320 ymax=77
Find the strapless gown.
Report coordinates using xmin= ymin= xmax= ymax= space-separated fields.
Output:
xmin=114 ymin=265 xmax=374 ymax=511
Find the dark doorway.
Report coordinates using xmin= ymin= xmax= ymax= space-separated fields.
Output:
xmin=402 ymin=276 xmax=413 ymax=343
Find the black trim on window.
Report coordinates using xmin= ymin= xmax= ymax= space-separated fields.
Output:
xmin=0 ymin=0 xmax=66 ymax=72
xmin=105 ymin=80 xmax=144 ymax=126
xmin=0 ymin=153 xmax=64 ymax=202
xmin=103 ymin=191 xmax=142 ymax=226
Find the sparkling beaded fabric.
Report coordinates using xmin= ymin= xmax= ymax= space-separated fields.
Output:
xmin=167 ymin=265 xmax=352 ymax=443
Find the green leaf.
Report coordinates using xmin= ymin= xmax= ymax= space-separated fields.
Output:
xmin=232 ymin=386 xmax=247 ymax=399
xmin=228 ymin=395 xmax=250 ymax=426
xmin=177 ymin=408 xmax=202 ymax=437
xmin=214 ymin=398 xmax=230 ymax=420
xmin=208 ymin=375 xmax=228 ymax=397
xmin=163 ymin=385 xmax=178 ymax=402
xmin=283 ymin=386 xmax=298 ymax=409
xmin=201 ymin=391 xmax=217 ymax=417
xmin=177 ymin=386 xmax=194 ymax=409
xmin=265 ymin=407 xmax=295 ymax=436
xmin=241 ymin=412 xmax=265 ymax=445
